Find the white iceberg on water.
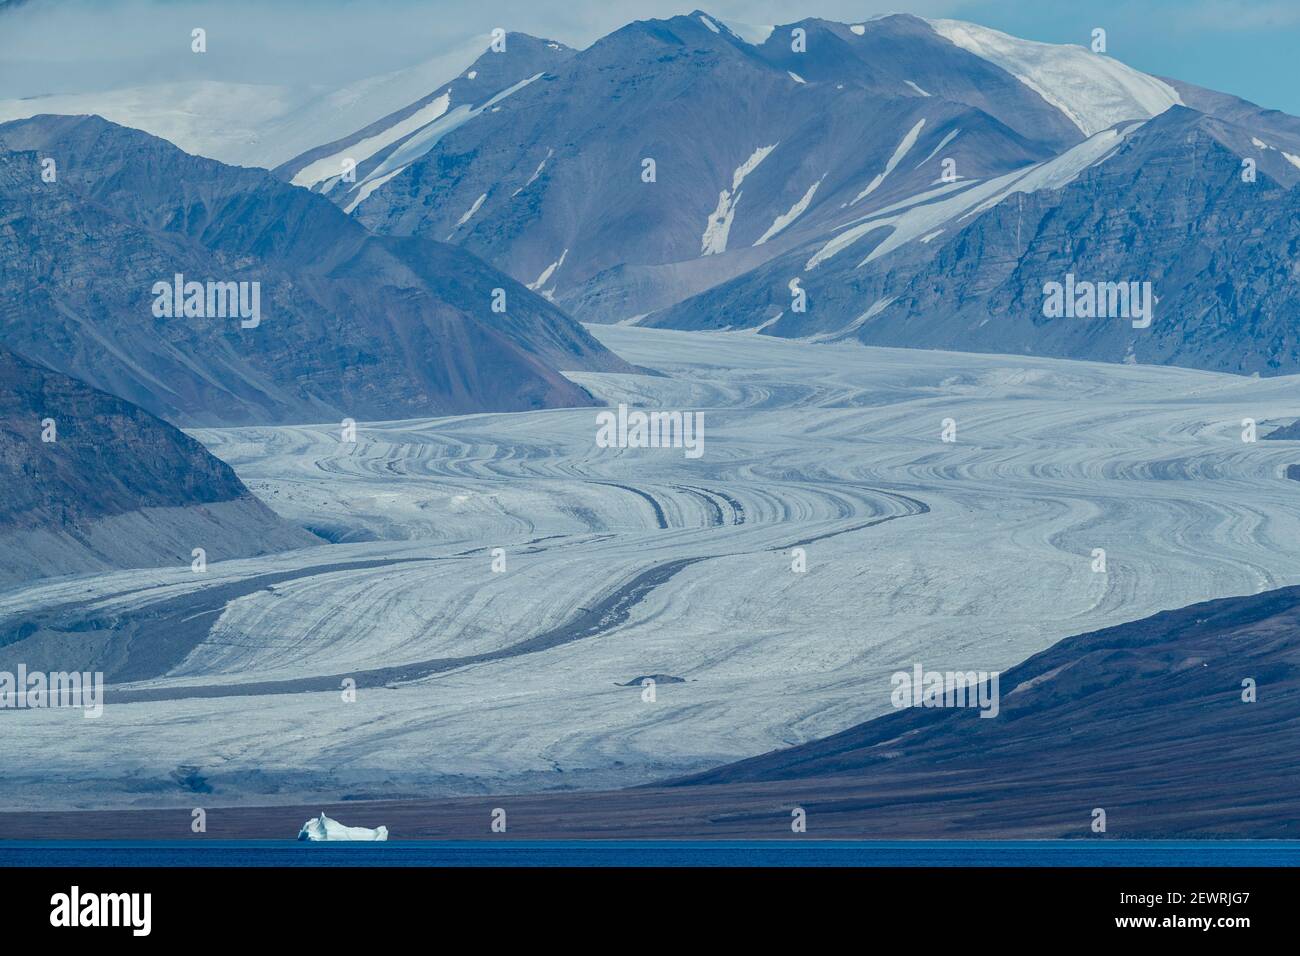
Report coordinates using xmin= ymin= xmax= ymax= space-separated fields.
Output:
xmin=297 ymin=812 xmax=389 ymax=842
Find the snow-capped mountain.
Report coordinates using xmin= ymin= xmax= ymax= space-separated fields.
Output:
xmin=5 ymin=10 xmax=1298 ymax=391
xmin=285 ymin=13 xmax=1095 ymax=316
xmin=0 ymin=114 xmax=631 ymax=425
xmin=271 ymin=13 xmax=1172 ymax=307
xmin=276 ymin=33 xmax=576 ymax=213
xmin=268 ymin=10 xmax=1300 ymax=376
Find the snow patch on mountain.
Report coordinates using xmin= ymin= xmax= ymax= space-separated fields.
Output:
xmin=853 ymin=118 xmax=926 ymax=204
xmin=343 ymin=72 xmax=543 ymax=213
xmin=701 ymin=144 xmax=778 ymax=255
xmin=928 ymin=19 xmax=1181 ymax=136
xmin=915 ymin=128 xmax=960 ymax=169
xmin=513 ymin=148 xmax=554 ymax=196
xmin=804 ymin=119 xmax=1144 ymax=272
xmin=855 ymin=123 xmax=1143 ymax=269
xmin=807 ymin=296 xmax=897 ymax=342
xmin=806 ymin=221 xmax=892 ymax=271
xmin=451 ymin=192 xmax=487 ymax=233
xmin=836 ymin=179 xmax=976 ymax=235
xmin=291 ymin=92 xmax=451 ymax=187
xmin=341 ymin=167 xmax=402 ymax=214
xmin=958 ymin=121 xmax=1145 ymax=220
xmin=528 ymin=249 xmax=568 ymax=290
xmin=844 ymin=176 xmax=1021 ymax=268
xmin=755 ymin=175 xmax=824 ymax=245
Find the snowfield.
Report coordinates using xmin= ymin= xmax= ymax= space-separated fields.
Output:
xmin=2 ymin=326 xmax=1300 ymax=809
xmin=927 ymin=19 xmax=1182 ymax=136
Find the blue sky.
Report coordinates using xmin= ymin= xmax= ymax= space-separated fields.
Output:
xmin=2 ymin=1 xmax=1298 ymax=116
xmin=949 ymin=0 xmax=1300 ymax=114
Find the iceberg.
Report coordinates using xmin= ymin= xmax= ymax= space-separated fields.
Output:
xmin=297 ymin=812 xmax=389 ymax=842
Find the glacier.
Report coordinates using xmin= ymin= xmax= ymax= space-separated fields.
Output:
xmin=2 ymin=326 xmax=1299 ymax=810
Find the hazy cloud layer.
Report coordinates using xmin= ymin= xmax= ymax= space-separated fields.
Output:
xmin=2 ymin=0 xmax=1298 ymax=115
xmin=0 ymin=1 xmax=957 ymax=95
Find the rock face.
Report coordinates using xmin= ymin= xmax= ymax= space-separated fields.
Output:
xmin=0 ymin=345 xmax=316 ymax=585
xmin=650 ymin=106 xmax=1300 ymax=376
xmin=0 ymin=114 xmax=632 ymax=426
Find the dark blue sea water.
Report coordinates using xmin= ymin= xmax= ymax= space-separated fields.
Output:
xmin=3 ymin=840 xmax=1298 ymax=867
